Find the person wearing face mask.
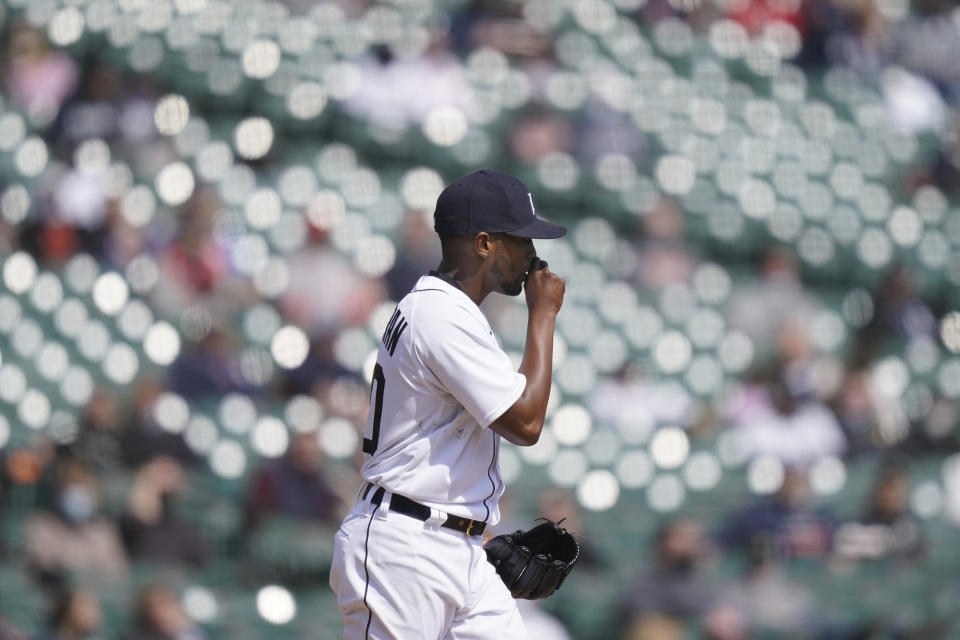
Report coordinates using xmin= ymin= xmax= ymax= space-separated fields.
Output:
xmin=24 ymin=460 xmax=128 ymax=591
xmin=34 ymin=588 xmax=104 ymax=640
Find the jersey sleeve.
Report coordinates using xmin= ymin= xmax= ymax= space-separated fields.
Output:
xmin=417 ymin=303 xmax=526 ymax=428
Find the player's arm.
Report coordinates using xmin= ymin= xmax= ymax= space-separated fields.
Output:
xmin=489 ymin=263 xmax=565 ymax=446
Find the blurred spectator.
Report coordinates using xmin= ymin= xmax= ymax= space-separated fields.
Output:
xmin=53 ymin=64 xmax=121 ymax=144
xmin=54 ymin=63 xmax=158 ymax=148
xmin=725 ymin=0 xmax=803 ymax=36
xmin=727 ymin=248 xmax=818 ymax=363
xmin=24 ymin=459 xmax=128 ymax=590
xmin=47 ymin=166 xmax=109 ymax=257
xmin=120 ymin=457 xmax=207 ymax=568
xmin=834 ymin=463 xmax=924 ymax=563
xmin=384 ymin=209 xmax=442 ymax=302
xmin=714 ymin=550 xmax=822 ymax=639
xmin=281 ymin=333 xmax=355 ymax=397
xmin=2 ymin=444 xmax=48 ymax=509
xmin=3 ymin=23 xmax=79 ymax=123
xmin=167 ymin=328 xmax=257 ymax=402
xmin=890 ymin=0 xmax=960 ymax=103
xmin=726 ymin=293 xmax=847 ymax=464
xmin=450 ymin=0 xmax=550 ymax=58
xmin=34 ymin=588 xmax=103 ymax=640
xmin=508 ymin=106 xmax=575 ymax=165
xmin=574 ymin=100 xmax=648 ymax=167
xmin=723 ymin=373 xmax=847 ymax=466
xmin=851 ymin=266 xmax=936 ymax=368
xmin=118 ymin=378 xmax=197 ymax=469
xmin=280 ymin=237 xmax=383 ymax=336
xmin=342 ymin=36 xmax=474 ymax=129
xmin=823 ymin=1 xmax=890 ymax=78
xmin=882 ymin=66 xmax=947 ymax=135
xmin=59 ymin=388 xmax=123 ymax=473
xmin=632 ymin=196 xmax=697 ymax=290
xmin=621 ymin=613 xmax=685 ymax=640
xmin=121 ymin=584 xmax=205 ymax=640
xmin=619 ymin=519 xmax=716 ymax=638
xmin=155 ymin=190 xmax=229 ymax=302
xmin=831 ymin=367 xmax=887 ymax=456
xmin=713 ymin=544 xmax=881 ymax=640
xmin=243 ymin=431 xmax=343 ymax=533
xmin=589 ymin=367 xmax=695 ymax=440
xmin=714 ymin=466 xmax=835 ymax=561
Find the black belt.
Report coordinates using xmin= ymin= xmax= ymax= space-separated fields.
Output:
xmin=362 ymin=483 xmax=486 ymax=537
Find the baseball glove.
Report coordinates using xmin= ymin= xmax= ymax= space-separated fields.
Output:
xmin=484 ymin=518 xmax=580 ymax=600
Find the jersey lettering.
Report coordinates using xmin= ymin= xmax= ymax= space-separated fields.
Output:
xmin=381 ymin=308 xmax=408 ymax=357
xmin=363 ymin=363 xmax=386 ymax=454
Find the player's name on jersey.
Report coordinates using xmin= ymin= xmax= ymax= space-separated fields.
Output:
xmin=381 ymin=308 xmax=408 ymax=357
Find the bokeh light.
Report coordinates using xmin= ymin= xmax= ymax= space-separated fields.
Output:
xmin=182 ymin=585 xmax=218 ymax=624
xmin=3 ymin=251 xmax=37 ymax=294
xmin=576 ymin=469 xmax=620 ymax=511
xmin=103 ymin=343 xmax=139 ymax=384
xmin=153 ymin=392 xmax=190 ymax=434
xmin=18 ymin=388 xmax=51 ymax=430
xmin=256 ymin=585 xmax=296 ymax=625
xmin=319 ymin=417 xmax=359 ymax=459
xmin=548 ymin=449 xmax=589 ymax=487
xmin=747 ymin=455 xmax=785 ymax=495
xmin=154 ymin=94 xmax=190 ymax=135
xmin=551 ymin=404 xmax=592 ymax=446
xmin=423 ymin=107 xmax=469 ymax=147
xmin=144 ymin=321 xmax=181 ymax=365
xmin=185 ymin=416 xmax=218 ymax=455
xmin=251 ymin=416 xmax=289 ymax=458
xmin=242 ymin=40 xmax=281 ymax=79
xmin=647 ymin=474 xmax=685 ymax=512
xmin=156 ymin=161 xmax=196 ymax=206
xmin=210 ymin=440 xmax=247 ymax=479
xmin=270 ymin=326 xmax=309 ymax=369
xmin=650 ymin=427 xmax=690 ymax=470
xmin=92 ymin=272 xmax=129 ymax=316
xmin=234 ymin=117 xmax=274 ymax=160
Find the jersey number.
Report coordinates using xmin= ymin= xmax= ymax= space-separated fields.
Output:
xmin=363 ymin=363 xmax=385 ymax=454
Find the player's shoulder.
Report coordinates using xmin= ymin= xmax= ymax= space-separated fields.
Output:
xmin=404 ymin=275 xmax=474 ymax=310
xmin=403 ymin=275 xmax=486 ymax=332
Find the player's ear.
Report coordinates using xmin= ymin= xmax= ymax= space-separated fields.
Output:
xmin=474 ymin=232 xmax=494 ymax=258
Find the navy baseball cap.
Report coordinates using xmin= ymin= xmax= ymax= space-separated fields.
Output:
xmin=433 ymin=170 xmax=567 ymax=239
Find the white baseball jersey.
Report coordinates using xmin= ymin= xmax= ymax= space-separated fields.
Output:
xmin=331 ymin=272 xmax=532 ymax=639
xmin=359 ymin=273 xmax=526 ymax=525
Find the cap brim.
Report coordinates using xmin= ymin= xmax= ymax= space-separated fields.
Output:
xmin=507 ymin=218 xmax=567 ymax=239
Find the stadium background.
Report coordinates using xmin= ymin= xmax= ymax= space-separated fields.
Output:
xmin=1 ymin=0 xmax=960 ymax=638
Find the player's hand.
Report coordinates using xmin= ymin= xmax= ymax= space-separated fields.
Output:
xmin=524 ymin=258 xmax=564 ymax=315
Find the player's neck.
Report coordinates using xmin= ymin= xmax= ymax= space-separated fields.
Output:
xmin=433 ymin=264 xmax=488 ymax=306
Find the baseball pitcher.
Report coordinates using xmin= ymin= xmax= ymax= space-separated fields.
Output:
xmin=330 ymin=170 xmax=567 ymax=639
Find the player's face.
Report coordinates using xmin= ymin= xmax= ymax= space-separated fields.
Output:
xmin=490 ymin=233 xmax=535 ymax=296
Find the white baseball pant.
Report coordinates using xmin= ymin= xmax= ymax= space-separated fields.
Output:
xmin=329 ymin=488 xmax=528 ymax=640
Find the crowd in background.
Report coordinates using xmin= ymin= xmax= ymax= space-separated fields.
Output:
xmin=1 ymin=0 xmax=960 ymax=638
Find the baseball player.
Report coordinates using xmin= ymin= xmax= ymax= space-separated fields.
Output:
xmin=329 ymin=169 xmax=566 ymax=639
